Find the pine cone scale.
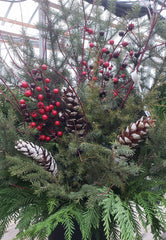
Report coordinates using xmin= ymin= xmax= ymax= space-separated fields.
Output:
xmin=15 ymin=140 xmax=57 ymax=176
xmin=118 ymin=116 xmax=155 ymax=148
xmin=62 ymin=88 xmax=86 ymax=137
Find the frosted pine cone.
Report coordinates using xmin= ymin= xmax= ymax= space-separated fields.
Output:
xmin=118 ymin=116 xmax=155 ymax=148
xmin=15 ymin=140 xmax=57 ymax=176
xmin=62 ymin=88 xmax=86 ymax=137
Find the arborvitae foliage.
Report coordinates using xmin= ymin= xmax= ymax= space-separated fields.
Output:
xmin=0 ymin=0 xmax=166 ymax=240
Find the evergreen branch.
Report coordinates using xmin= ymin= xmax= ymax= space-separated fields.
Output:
xmin=0 ymin=186 xmax=47 ymax=239
xmin=81 ymin=203 xmax=100 ymax=240
xmin=100 ymin=189 xmax=135 ymax=240
xmin=15 ymin=204 xmax=81 ymax=240
xmin=128 ymin=201 xmax=143 ymax=240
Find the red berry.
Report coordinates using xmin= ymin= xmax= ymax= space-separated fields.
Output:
xmin=88 ymin=28 xmax=93 ymax=34
xmin=53 ymin=88 xmax=59 ymax=94
xmin=119 ymin=31 xmax=125 ymax=37
xmin=37 ymin=125 xmax=42 ymax=131
xmin=20 ymin=104 xmax=26 ymax=109
xmin=109 ymin=39 xmax=114 ymax=45
xmin=45 ymin=106 xmax=50 ymax=112
xmin=102 ymin=48 xmax=107 ymax=53
xmin=82 ymin=71 xmax=86 ymax=76
xmin=106 ymin=72 xmax=110 ymax=76
xmin=100 ymin=69 xmax=103 ymax=73
xmin=108 ymin=66 xmax=112 ymax=70
xmin=46 ymin=136 xmax=51 ymax=141
xmin=134 ymin=52 xmax=140 ymax=58
xmin=55 ymin=121 xmax=60 ymax=126
xmin=56 ymin=102 xmax=61 ymax=107
xmin=113 ymin=78 xmax=118 ymax=83
xmin=113 ymin=91 xmax=118 ymax=96
xmin=32 ymin=69 xmax=38 ymax=74
xmin=42 ymin=114 xmax=48 ymax=120
xmin=42 ymin=64 xmax=47 ymax=70
xmin=82 ymin=61 xmax=87 ymax=66
xmin=52 ymin=110 xmax=58 ymax=116
xmin=30 ymin=122 xmax=37 ymax=127
xmin=31 ymin=83 xmax=36 ymax=88
xmin=128 ymin=23 xmax=134 ymax=31
xmin=49 ymin=104 xmax=54 ymax=110
xmin=19 ymin=99 xmax=25 ymax=104
xmin=93 ymin=77 xmax=97 ymax=81
xmin=21 ymin=81 xmax=29 ymax=88
xmin=39 ymin=108 xmax=45 ymax=114
xmin=38 ymin=94 xmax=44 ymax=101
xmin=120 ymin=66 xmax=123 ymax=70
xmin=89 ymin=42 xmax=94 ymax=48
xmin=113 ymin=52 xmax=120 ymax=58
xmin=99 ymin=30 xmax=104 ymax=36
xmin=129 ymin=51 xmax=134 ymax=56
xmin=31 ymin=112 xmax=37 ymax=118
xmin=36 ymin=86 xmax=42 ymax=92
xmin=25 ymin=90 xmax=32 ymax=97
xmin=99 ymin=59 xmax=103 ymax=65
xmin=104 ymin=62 xmax=109 ymax=68
xmin=109 ymin=53 xmax=113 ymax=59
xmin=40 ymin=135 xmax=46 ymax=140
xmin=122 ymin=41 xmax=129 ymax=47
xmin=121 ymin=73 xmax=126 ymax=78
xmin=45 ymin=78 xmax=50 ymax=83
xmin=57 ymin=131 xmax=63 ymax=137
xmin=37 ymin=102 xmax=44 ymax=108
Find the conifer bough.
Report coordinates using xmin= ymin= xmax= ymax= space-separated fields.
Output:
xmin=15 ymin=139 xmax=57 ymax=176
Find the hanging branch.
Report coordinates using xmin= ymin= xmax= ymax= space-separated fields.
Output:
xmin=136 ymin=0 xmax=166 ymax=71
xmin=0 ymin=32 xmax=34 ymax=79
xmin=0 ymin=87 xmax=22 ymax=114
xmin=0 ymin=77 xmax=20 ymax=107
xmin=0 ymin=32 xmax=22 ymax=70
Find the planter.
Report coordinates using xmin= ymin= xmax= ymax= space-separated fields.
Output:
xmin=48 ymin=221 xmax=107 ymax=240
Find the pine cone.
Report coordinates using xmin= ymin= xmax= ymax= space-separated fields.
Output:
xmin=62 ymin=88 xmax=86 ymax=137
xmin=118 ymin=116 xmax=155 ymax=148
xmin=15 ymin=140 xmax=57 ymax=176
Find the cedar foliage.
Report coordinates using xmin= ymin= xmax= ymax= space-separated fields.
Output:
xmin=0 ymin=0 xmax=166 ymax=240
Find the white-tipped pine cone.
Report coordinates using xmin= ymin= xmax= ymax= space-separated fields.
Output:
xmin=15 ymin=140 xmax=57 ymax=176
xmin=118 ymin=116 xmax=155 ymax=148
xmin=62 ymin=88 xmax=86 ymax=137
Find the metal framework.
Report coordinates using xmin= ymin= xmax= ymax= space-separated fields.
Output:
xmin=0 ymin=0 xmax=77 ymax=60
xmin=0 ymin=0 xmax=165 ymax=61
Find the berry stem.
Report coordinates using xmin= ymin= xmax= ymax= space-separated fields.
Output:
xmin=119 ymin=80 xmax=134 ymax=109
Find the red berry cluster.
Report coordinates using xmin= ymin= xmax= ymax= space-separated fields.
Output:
xmin=82 ymin=23 xmax=137 ymax=98
xmin=19 ymin=64 xmax=63 ymax=141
